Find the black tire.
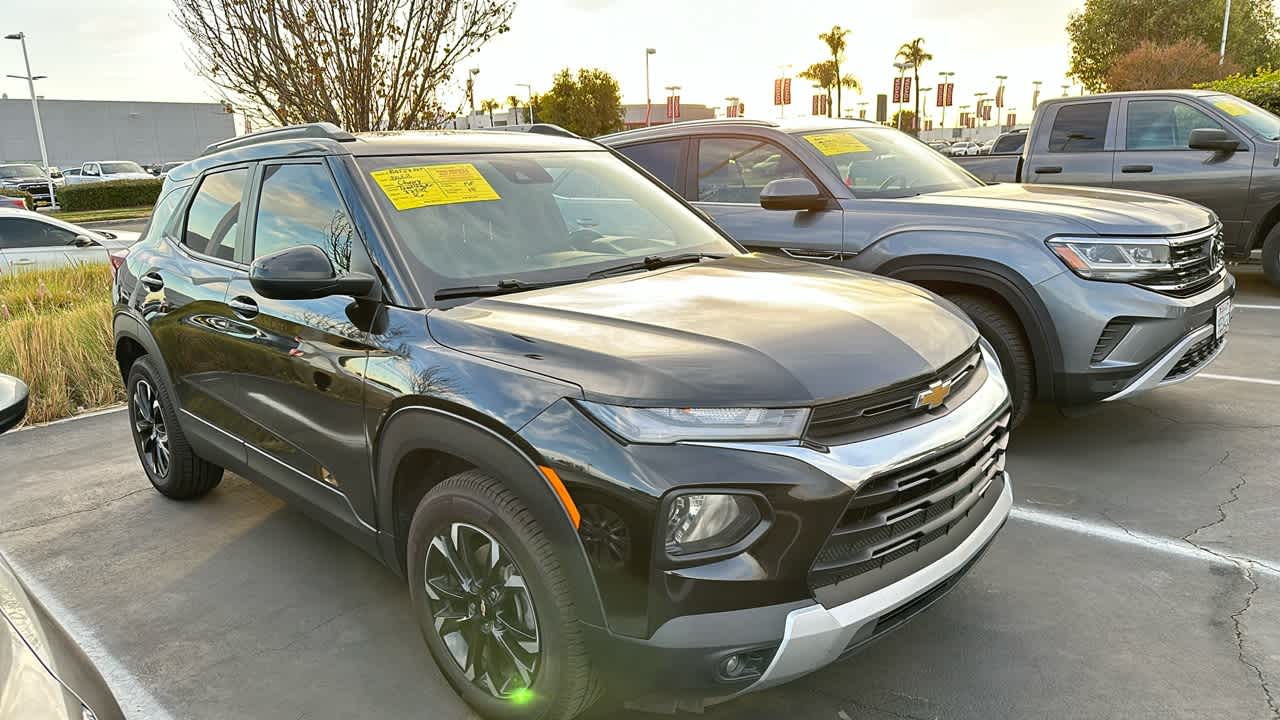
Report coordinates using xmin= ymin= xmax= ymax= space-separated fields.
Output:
xmin=126 ymin=356 xmax=222 ymax=499
xmin=408 ymin=470 xmax=601 ymax=720
xmin=1263 ymin=224 xmax=1280 ymax=288
xmin=947 ymin=294 xmax=1034 ymax=427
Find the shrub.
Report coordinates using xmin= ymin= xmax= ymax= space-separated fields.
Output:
xmin=0 ymin=188 xmax=32 ymax=209
xmin=0 ymin=264 xmax=122 ymax=425
xmin=55 ymin=178 xmax=162 ymax=212
xmin=1196 ymin=67 xmax=1280 ymax=115
xmin=1106 ymin=40 xmax=1239 ymax=91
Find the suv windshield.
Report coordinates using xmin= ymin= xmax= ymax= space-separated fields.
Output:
xmin=793 ymin=127 xmax=980 ymax=198
xmin=1204 ymin=94 xmax=1280 ymax=139
xmin=0 ymin=164 xmax=44 ymax=178
xmin=359 ymin=151 xmax=739 ymax=289
xmin=101 ymin=161 xmax=145 ymax=174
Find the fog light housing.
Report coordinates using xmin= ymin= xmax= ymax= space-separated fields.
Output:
xmin=717 ymin=647 xmax=776 ymax=682
xmin=665 ymin=492 xmax=762 ymax=557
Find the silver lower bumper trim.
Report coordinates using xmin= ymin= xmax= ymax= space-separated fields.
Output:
xmin=1103 ymin=324 xmax=1221 ymax=402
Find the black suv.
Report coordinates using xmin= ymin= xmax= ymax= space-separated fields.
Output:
xmin=112 ymin=123 xmax=1013 ymax=719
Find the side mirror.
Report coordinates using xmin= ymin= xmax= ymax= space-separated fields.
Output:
xmin=0 ymin=374 xmax=29 ymax=434
xmin=760 ymin=177 xmax=827 ymax=212
xmin=1188 ymin=128 xmax=1240 ymax=152
xmin=249 ymin=244 xmax=375 ymax=300
xmin=75 ymin=235 xmax=97 ymax=248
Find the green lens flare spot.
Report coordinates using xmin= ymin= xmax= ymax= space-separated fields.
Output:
xmin=509 ymin=687 xmax=535 ymax=705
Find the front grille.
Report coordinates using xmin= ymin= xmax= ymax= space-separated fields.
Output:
xmin=1092 ymin=319 xmax=1133 ymax=363
xmin=1165 ymin=331 xmax=1223 ymax=381
xmin=809 ymin=411 xmax=1010 ymax=588
xmin=1136 ymin=227 xmax=1225 ymax=298
xmin=806 ymin=345 xmax=985 ymax=443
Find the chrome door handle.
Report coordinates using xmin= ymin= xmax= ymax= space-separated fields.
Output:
xmin=140 ymin=272 xmax=164 ymax=291
xmin=781 ymin=248 xmax=838 ymax=260
xmin=228 ymin=296 xmax=259 ymax=320
xmin=13 ymin=259 xmax=33 ymax=265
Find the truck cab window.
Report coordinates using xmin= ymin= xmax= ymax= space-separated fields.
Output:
xmin=1048 ymin=103 xmax=1110 ymax=152
xmin=1126 ymin=100 xmax=1222 ymax=150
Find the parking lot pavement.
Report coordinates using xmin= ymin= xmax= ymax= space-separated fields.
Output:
xmin=1 ymin=266 xmax=1277 ymax=720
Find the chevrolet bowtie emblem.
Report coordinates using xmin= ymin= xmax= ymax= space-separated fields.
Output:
xmin=915 ymin=380 xmax=953 ymax=410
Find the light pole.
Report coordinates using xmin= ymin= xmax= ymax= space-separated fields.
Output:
xmin=466 ymin=68 xmax=480 ymax=128
xmin=1061 ymin=83 xmax=1070 ymax=97
xmin=663 ymin=85 xmax=681 ymax=124
xmin=516 ymin=83 xmax=534 ymax=124
xmin=994 ymin=75 xmax=1007 ymax=132
xmin=1219 ymin=0 xmax=1232 ymax=65
xmin=857 ymin=101 xmax=868 ymax=121
xmin=4 ymin=32 xmax=56 ymax=210
xmin=918 ymin=86 xmax=932 ymax=131
xmin=938 ymin=71 xmax=954 ymax=130
xmin=893 ymin=61 xmax=914 ymax=130
xmin=645 ymin=48 xmax=656 ymax=127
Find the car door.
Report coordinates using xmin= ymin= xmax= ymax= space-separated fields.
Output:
xmin=689 ymin=135 xmax=843 ymax=260
xmin=1026 ymin=100 xmax=1117 ymax=186
xmin=1112 ymin=97 xmax=1252 ymax=245
xmin=0 ymin=216 xmax=80 ymax=271
xmin=221 ymin=158 xmax=378 ymax=534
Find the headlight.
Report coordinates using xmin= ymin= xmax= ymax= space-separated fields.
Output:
xmin=1046 ymin=237 xmax=1171 ymax=281
xmin=579 ymin=401 xmax=810 ymax=443
xmin=665 ymin=493 xmax=762 ymax=556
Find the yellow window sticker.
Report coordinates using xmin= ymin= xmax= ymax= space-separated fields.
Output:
xmin=1211 ymin=99 xmax=1249 ymax=117
xmin=370 ymin=163 xmax=501 ymax=211
xmin=804 ymin=133 xmax=873 ymax=156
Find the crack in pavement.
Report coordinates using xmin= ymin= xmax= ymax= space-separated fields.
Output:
xmin=0 ymin=486 xmax=151 ymax=537
xmin=1180 ymin=453 xmax=1280 ymax=720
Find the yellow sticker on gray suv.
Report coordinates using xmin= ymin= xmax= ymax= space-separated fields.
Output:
xmin=370 ymin=163 xmax=501 ymax=211
xmin=803 ymin=133 xmax=873 ymax=156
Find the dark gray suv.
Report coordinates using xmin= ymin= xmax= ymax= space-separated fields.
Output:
xmin=602 ymin=118 xmax=1236 ymax=424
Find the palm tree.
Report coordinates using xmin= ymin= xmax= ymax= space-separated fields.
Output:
xmin=799 ymin=61 xmax=837 ymax=117
xmin=819 ymin=25 xmax=851 ymax=117
xmin=480 ymin=98 xmax=500 ymax=126
xmin=507 ymin=95 xmax=523 ymax=123
xmin=896 ymin=37 xmax=933 ymax=134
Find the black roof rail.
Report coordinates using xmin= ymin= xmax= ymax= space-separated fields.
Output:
xmin=479 ymin=123 xmax=579 ymax=138
xmin=202 ymin=122 xmax=356 ymax=157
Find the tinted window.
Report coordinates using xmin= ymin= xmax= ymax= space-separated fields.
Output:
xmin=0 ymin=217 xmax=80 ymax=249
xmin=1126 ymin=100 xmax=1223 ymax=150
xmin=252 ymin=164 xmax=361 ymax=273
xmin=184 ymin=168 xmax=247 ymax=261
xmin=991 ymin=133 xmax=1026 ymax=154
xmin=696 ymin=137 xmax=807 ymax=204
xmin=1048 ymin=102 xmax=1110 ymax=152
xmin=140 ymin=185 xmax=190 ymax=243
xmin=618 ymin=140 xmax=683 ymax=190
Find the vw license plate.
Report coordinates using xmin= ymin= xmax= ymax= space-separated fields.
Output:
xmin=1215 ymin=298 xmax=1232 ymax=340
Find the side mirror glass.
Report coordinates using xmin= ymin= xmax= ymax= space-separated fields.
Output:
xmin=249 ymin=244 xmax=375 ymax=300
xmin=75 ymin=234 xmax=97 ymax=248
xmin=1188 ymin=128 xmax=1240 ymax=152
xmin=0 ymin=374 xmax=29 ymax=434
xmin=760 ymin=177 xmax=827 ymax=212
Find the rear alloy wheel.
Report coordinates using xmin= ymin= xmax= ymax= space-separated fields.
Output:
xmin=131 ymin=378 xmax=170 ymax=479
xmin=126 ymin=357 xmax=222 ymax=499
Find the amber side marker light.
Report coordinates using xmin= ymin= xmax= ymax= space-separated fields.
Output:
xmin=539 ymin=465 xmax=581 ymax=528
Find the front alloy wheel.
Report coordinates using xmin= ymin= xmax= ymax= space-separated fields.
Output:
xmin=131 ymin=378 xmax=170 ymax=478
xmin=425 ymin=522 xmax=542 ymax=699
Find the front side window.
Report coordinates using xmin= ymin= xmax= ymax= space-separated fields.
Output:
xmin=1048 ymin=103 xmax=1110 ymax=152
xmin=0 ymin=218 xmax=79 ymax=249
xmin=696 ymin=137 xmax=806 ymax=204
xmin=618 ymin=140 xmax=683 ymax=190
xmin=795 ymin=127 xmax=980 ymax=199
xmin=101 ymin=161 xmax=146 ymax=175
xmin=991 ymin=133 xmax=1026 ymax=154
xmin=1126 ymin=100 xmax=1223 ymax=150
xmin=184 ymin=168 xmax=247 ymax=261
xmin=252 ymin=163 xmax=361 ymax=273
xmin=358 ymin=151 xmax=738 ymax=288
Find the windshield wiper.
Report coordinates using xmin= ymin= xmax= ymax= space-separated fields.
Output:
xmin=434 ymin=278 xmax=572 ymax=301
xmin=587 ymin=253 xmax=728 ymax=279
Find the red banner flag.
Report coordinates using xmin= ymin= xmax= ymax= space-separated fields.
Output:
xmin=774 ymin=78 xmax=784 ymax=106
xmin=782 ymin=78 xmax=792 ymax=105
xmin=982 ymin=103 xmax=992 ymax=121
xmin=936 ymin=85 xmax=946 ymax=107
xmin=1007 ymin=112 xmax=1017 ymax=127
xmin=901 ymin=77 xmax=912 ymax=103
xmin=945 ymin=83 xmax=954 ymax=107
xmin=995 ymin=85 xmax=1005 ymax=107
xmin=892 ymin=77 xmax=903 ymax=104
xmin=1032 ymin=88 xmax=1040 ymax=110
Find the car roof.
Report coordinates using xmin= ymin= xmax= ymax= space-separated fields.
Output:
xmin=1039 ymin=89 xmax=1219 ymax=105
xmin=598 ymin=117 xmax=886 ymax=145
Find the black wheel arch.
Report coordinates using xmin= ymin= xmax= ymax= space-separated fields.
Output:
xmin=874 ymin=256 xmax=1063 ymax=403
xmin=113 ymin=311 xmax=174 ymax=389
xmin=374 ymin=403 xmax=608 ymax=628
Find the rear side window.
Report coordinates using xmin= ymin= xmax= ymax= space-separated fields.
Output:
xmin=252 ymin=163 xmax=364 ymax=274
xmin=140 ymin=185 xmax=190 ymax=243
xmin=1047 ymin=103 xmax=1110 ymax=152
xmin=184 ymin=168 xmax=247 ymax=261
xmin=618 ymin=140 xmax=683 ymax=190
xmin=1125 ymin=100 xmax=1223 ymax=150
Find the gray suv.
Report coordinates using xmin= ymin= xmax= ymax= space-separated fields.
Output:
xmin=601 ymin=118 xmax=1236 ymax=424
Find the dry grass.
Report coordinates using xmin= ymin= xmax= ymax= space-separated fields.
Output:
xmin=0 ymin=265 xmax=123 ymax=425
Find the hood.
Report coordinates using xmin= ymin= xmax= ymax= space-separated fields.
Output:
xmin=0 ymin=175 xmax=49 ymax=186
xmin=103 ymin=172 xmax=154 ymax=180
xmin=427 ymin=254 xmax=978 ymax=406
xmin=913 ymin=182 xmax=1214 ymax=236
xmin=93 ymin=230 xmax=140 ymax=249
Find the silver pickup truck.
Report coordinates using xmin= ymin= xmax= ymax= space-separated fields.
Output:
xmin=954 ymin=90 xmax=1280 ymax=287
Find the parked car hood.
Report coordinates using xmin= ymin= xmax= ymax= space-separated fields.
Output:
xmin=912 ymin=182 xmax=1214 ymax=236
xmin=427 ymin=254 xmax=978 ymax=406
xmin=0 ymin=175 xmax=49 ymax=186
xmin=92 ymin=230 xmax=140 ymax=249
xmin=102 ymin=172 xmax=154 ymax=181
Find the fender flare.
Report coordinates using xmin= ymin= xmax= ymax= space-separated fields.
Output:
xmin=374 ymin=405 xmax=607 ymax=627
xmin=874 ymin=256 xmax=1063 ymax=402
xmin=112 ymin=310 xmax=177 ymax=389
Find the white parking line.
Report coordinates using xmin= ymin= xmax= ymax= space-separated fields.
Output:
xmin=1198 ymin=373 xmax=1280 ymax=387
xmin=3 ymin=557 xmax=176 ymax=720
xmin=1010 ymin=506 xmax=1280 ymax=580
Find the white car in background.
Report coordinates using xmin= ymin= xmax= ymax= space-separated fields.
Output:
xmin=63 ymin=161 xmax=154 ymax=185
xmin=0 ymin=208 xmax=139 ymax=272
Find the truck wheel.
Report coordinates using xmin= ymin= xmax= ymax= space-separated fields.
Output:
xmin=1263 ymin=224 xmax=1280 ymax=288
xmin=407 ymin=470 xmax=601 ymax=720
xmin=947 ymin=294 xmax=1034 ymax=427
xmin=126 ymin=357 xmax=223 ymax=499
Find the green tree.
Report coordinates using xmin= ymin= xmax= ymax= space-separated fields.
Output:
xmin=480 ymin=98 xmax=500 ymax=125
xmin=533 ymin=68 xmax=624 ymax=136
xmin=896 ymin=38 xmax=933 ymax=134
xmin=819 ymin=25 xmax=851 ymax=117
xmin=800 ymin=61 xmax=858 ymax=118
xmin=1067 ymin=0 xmax=1280 ymax=92
xmin=890 ymin=109 xmax=917 ymax=131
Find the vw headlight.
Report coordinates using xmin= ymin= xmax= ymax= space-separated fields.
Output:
xmin=579 ymin=402 xmax=810 ymax=443
xmin=665 ymin=493 xmax=763 ymax=556
xmin=1046 ymin=237 xmax=1171 ymax=281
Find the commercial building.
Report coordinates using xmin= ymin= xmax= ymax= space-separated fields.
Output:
xmin=0 ymin=98 xmax=236 ymax=168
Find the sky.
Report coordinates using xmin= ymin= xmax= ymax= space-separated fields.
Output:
xmin=1 ymin=0 xmax=1087 ymax=126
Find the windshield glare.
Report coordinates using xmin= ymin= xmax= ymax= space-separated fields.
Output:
xmin=794 ymin=128 xmax=980 ymax=198
xmin=101 ymin=161 xmax=145 ymax=174
xmin=0 ymin=164 xmax=44 ymax=178
xmin=1205 ymin=95 xmax=1280 ymax=139
xmin=359 ymin=151 xmax=738 ymax=289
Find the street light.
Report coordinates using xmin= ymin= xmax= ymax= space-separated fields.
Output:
xmin=918 ymin=86 xmax=933 ymax=131
xmin=4 ymin=32 xmax=56 ymax=210
xmin=516 ymin=82 xmax=533 ymax=124
xmin=1032 ymin=80 xmax=1042 ymax=111
xmin=645 ymin=48 xmax=656 ymax=127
